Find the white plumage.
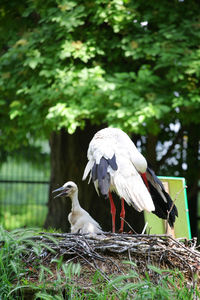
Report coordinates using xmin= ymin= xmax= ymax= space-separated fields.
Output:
xmin=53 ymin=181 xmax=103 ymax=235
xmin=83 ymin=127 xmax=155 ymax=213
xmin=83 ymin=127 xmax=178 ymax=233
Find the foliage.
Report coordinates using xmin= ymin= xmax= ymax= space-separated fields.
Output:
xmin=0 ymin=156 xmax=49 ymax=229
xmin=0 ymin=156 xmax=50 ymax=182
xmin=1 ymin=0 xmax=200 ymax=150
xmin=0 ymin=227 xmax=41 ymax=298
xmin=108 ymin=262 xmax=199 ymax=299
xmin=0 ymin=204 xmax=47 ymax=230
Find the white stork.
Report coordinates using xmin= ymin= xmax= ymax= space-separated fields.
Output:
xmin=83 ymin=127 xmax=178 ymax=233
xmin=53 ymin=181 xmax=103 ymax=235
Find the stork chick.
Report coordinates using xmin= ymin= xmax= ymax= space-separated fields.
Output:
xmin=53 ymin=181 xmax=103 ymax=235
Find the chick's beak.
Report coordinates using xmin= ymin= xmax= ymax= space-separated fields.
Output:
xmin=52 ymin=186 xmax=66 ymax=198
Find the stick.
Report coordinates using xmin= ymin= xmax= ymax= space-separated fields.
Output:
xmin=141 ymin=222 xmax=148 ymax=234
xmin=120 ymin=217 xmax=138 ymax=234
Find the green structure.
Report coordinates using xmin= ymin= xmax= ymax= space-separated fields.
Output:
xmin=144 ymin=177 xmax=191 ymax=239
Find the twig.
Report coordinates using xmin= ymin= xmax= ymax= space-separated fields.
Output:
xmin=120 ymin=217 xmax=138 ymax=234
xmin=141 ymin=222 xmax=148 ymax=234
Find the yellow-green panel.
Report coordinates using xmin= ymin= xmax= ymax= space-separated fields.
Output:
xmin=144 ymin=177 xmax=191 ymax=239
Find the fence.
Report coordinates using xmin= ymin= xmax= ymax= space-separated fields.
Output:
xmin=0 ymin=157 xmax=50 ymax=229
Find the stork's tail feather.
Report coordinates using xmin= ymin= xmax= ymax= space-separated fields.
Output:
xmin=145 ymin=167 xmax=178 ymax=227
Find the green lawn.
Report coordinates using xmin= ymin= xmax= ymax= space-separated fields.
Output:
xmin=0 ymin=204 xmax=48 ymax=230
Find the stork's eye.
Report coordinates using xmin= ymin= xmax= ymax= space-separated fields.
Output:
xmin=67 ymin=185 xmax=72 ymax=188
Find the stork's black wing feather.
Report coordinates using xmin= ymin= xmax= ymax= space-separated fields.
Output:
xmin=97 ymin=157 xmax=109 ymax=181
xmin=108 ymin=154 xmax=118 ymax=170
xmin=98 ymin=173 xmax=110 ymax=197
xmin=92 ymin=162 xmax=97 ymax=181
xmin=92 ymin=154 xmax=118 ymax=198
xmin=146 ymin=166 xmax=178 ymax=227
xmin=146 ymin=167 xmax=165 ymax=190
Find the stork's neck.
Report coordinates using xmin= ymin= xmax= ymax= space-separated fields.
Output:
xmin=70 ymin=190 xmax=81 ymax=211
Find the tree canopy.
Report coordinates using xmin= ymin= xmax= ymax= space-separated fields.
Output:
xmin=1 ymin=0 xmax=200 ymax=150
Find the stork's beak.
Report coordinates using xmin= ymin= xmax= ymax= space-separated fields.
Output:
xmin=52 ymin=186 xmax=66 ymax=198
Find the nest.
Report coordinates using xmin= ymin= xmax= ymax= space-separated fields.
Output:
xmin=24 ymin=232 xmax=200 ymax=288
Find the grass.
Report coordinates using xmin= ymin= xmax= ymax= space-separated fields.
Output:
xmin=0 ymin=227 xmax=199 ymax=300
xmin=0 ymin=226 xmax=41 ymax=298
xmin=0 ymin=204 xmax=48 ymax=229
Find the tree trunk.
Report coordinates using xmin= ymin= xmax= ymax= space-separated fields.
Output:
xmin=186 ymin=123 xmax=200 ymax=238
xmin=44 ymin=124 xmax=145 ymax=233
xmin=44 ymin=124 xmax=103 ymax=231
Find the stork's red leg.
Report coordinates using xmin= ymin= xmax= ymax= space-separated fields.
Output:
xmin=119 ymin=198 xmax=125 ymax=233
xmin=109 ymin=191 xmax=116 ymax=233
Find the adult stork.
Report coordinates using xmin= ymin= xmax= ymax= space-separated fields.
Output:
xmin=53 ymin=181 xmax=103 ymax=235
xmin=83 ymin=127 xmax=178 ymax=233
